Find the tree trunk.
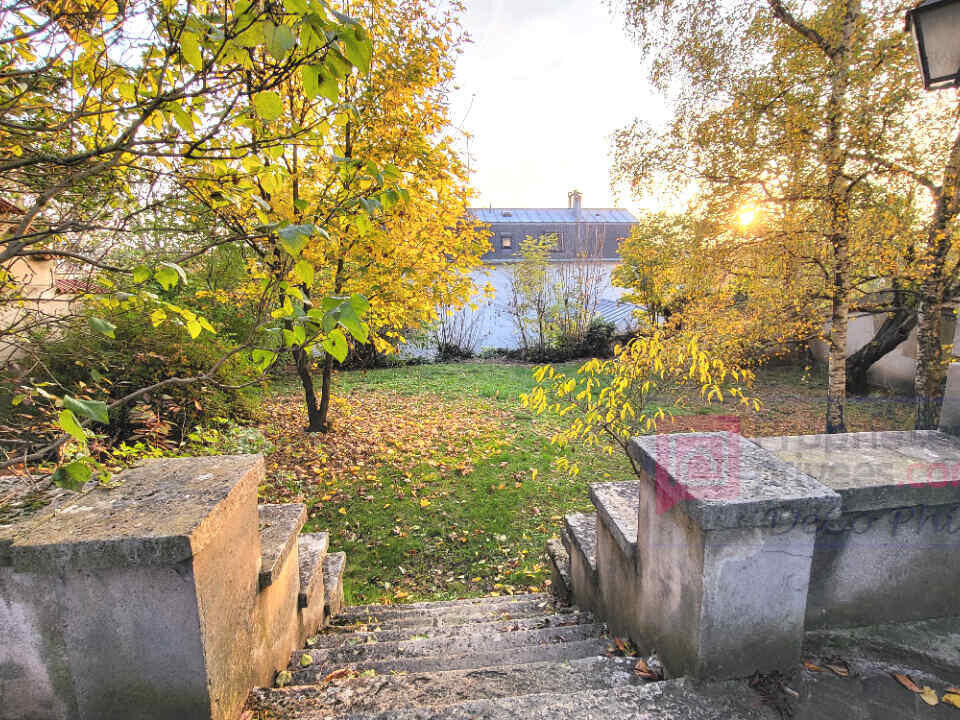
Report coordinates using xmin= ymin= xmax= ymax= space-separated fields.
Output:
xmin=914 ymin=296 xmax=946 ymax=429
xmin=293 ymin=345 xmax=326 ymax=431
xmin=316 ymin=353 xmax=335 ymax=432
xmin=915 ymin=119 xmax=960 ymax=429
xmin=846 ymin=307 xmax=917 ymax=394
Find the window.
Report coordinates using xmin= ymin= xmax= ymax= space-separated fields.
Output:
xmin=501 ymin=234 xmax=513 ymax=249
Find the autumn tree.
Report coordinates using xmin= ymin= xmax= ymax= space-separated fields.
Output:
xmin=609 ymin=0 xmax=953 ymax=433
xmin=0 ymin=0 xmax=374 ymax=481
xmin=507 ymin=234 xmax=556 ymax=357
xmin=189 ymin=0 xmax=485 ymax=432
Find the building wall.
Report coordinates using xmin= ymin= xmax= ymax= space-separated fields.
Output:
xmin=1 ymin=256 xmax=74 ymax=363
xmin=480 ymin=221 xmax=633 ymax=262
xmin=421 ymin=261 xmax=632 ymax=354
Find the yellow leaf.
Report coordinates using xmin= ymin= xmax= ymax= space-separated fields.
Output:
xmin=419 ymin=498 xmax=431 ymax=508
xmin=338 ymin=507 xmax=347 ymax=515
xmin=942 ymin=693 xmax=960 ymax=708
xmin=920 ymin=687 xmax=939 ymax=706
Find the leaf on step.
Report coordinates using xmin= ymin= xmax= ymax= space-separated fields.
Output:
xmin=947 ymin=687 xmax=960 ymax=695
xmin=360 ymin=669 xmax=376 ymax=677
xmin=892 ymin=672 xmax=921 ymax=693
xmin=634 ymin=658 xmax=661 ymax=680
xmin=802 ymin=660 xmax=824 ymax=672
xmin=321 ymin=668 xmax=353 ymax=685
xmin=615 ymin=637 xmax=630 ymax=654
xmin=942 ymin=692 xmax=960 ymax=708
xmin=921 ymin=686 xmax=939 ymax=706
xmin=299 ymin=653 xmax=314 ymax=667
xmin=275 ymin=670 xmax=292 ymax=688
xmin=824 ymin=662 xmax=849 ymax=677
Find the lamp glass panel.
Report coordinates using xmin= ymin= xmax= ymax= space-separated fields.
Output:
xmin=917 ymin=1 xmax=960 ymax=83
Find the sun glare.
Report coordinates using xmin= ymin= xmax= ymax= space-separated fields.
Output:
xmin=737 ymin=206 xmax=758 ymax=228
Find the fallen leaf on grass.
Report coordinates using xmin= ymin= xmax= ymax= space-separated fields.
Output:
xmin=892 ymin=673 xmax=921 ymax=693
xmin=803 ymin=660 xmax=824 ymax=672
xmin=921 ymin=687 xmax=939 ymax=706
xmin=942 ymin=693 xmax=960 ymax=708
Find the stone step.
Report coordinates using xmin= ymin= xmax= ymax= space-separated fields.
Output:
xmin=333 ymin=595 xmax=558 ymax=629
xmin=312 ymin=678 xmax=776 ymax=720
xmin=562 ymin=513 xmax=601 ymax=613
xmin=298 ymin=532 xmax=329 ymax=609
xmin=290 ymin=637 xmax=613 ymax=683
xmin=323 ymin=552 xmax=346 ymax=619
xmin=546 ymin=538 xmax=572 ymax=604
xmin=293 ymin=623 xmax=607 ymax=668
xmin=258 ymin=503 xmax=307 ymax=590
xmin=308 ymin=611 xmax=595 ymax=649
xmin=250 ymin=656 xmax=644 ymax=719
xmin=338 ymin=593 xmax=552 ymax=620
xmin=587 ymin=483 xmax=640 ymax=560
xmin=563 ymin=513 xmax=597 ymax=576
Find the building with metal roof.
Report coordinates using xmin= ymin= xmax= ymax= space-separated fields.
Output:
xmin=469 ymin=190 xmax=638 ymax=262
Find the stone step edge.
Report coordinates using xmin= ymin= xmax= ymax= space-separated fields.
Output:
xmin=350 ymin=678 xmax=762 ymax=720
xmin=323 ymin=551 xmax=346 ymax=619
xmin=588 ymin=482 xmax=640 ymax=560
xmin=309 ymin=611 xmax=596 ymax=649
xmin=547 ymin=537 xmax=572 ymax=604
xmin=339 ymin=592 xmax=552 ymax=619
xmin=253 ymin=655 xmax=646 ymax=709
xmin=291 ymin=622 xmax=607 ymax=668
xmin=258 ymin=503 xmax=307 ymax=590
xmin=290 ymin=637 xmax=614 ymax=682
xmin=563 ymin=512 xmax=597 ymax=575
xmin=297 ymin=532 xmax=329 ymax=609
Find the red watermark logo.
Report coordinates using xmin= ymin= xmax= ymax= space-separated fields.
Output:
xmin=654 ymin=416 xmax=742 ymax=514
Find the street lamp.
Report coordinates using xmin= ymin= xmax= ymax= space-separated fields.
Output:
xmin=906 ymin=0 xmax=960 ymax=90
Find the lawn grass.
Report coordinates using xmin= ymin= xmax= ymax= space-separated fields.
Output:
xmin=256 ymin=360 xmax=913 ymax=606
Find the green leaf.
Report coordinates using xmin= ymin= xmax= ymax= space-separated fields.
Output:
xmin=253 ymin=91 xmax=284 ymax=121
xmin=283 ymin=324 xmax=307 ymax=347
xmin=57 ymin=409 xmax=86 ymax=446
xmin=155 ymin=262 xmax=187 ymax=291
xmin=349 ymin=293 xmax=370 ymax=315
xmin=301 ymin=65 xmax=320 ymax=99
xmin=52 ymin=461 xmax=91 ymax=491
xmin=293 ymin=259 xmax=314 ymax=286
xmin=180 ymin=31 xmax=203 ymax=70
xmin=132 ymin=265 xmax=151 ymax=283
xmin=263 ymin=22 xmax=296 ymax=59
xmin=89 ymin=317 xmax=116 ymax=339
xmin=284 ymin=0 xmax=307 ymax=13
xmin=338 ymin=302 xmax=368 ymax=343
xmin=252 ymin=349 xmax=278 ymax=372
xmin=318 ymin=71 xmax=339 ymax=103
xmin=64 ymin=395 xmax=109 ymax=424
xmin=340 ymin=27 xmax=371 ymax=74
xmin=322 ymin=328 xmax=348 ymax=362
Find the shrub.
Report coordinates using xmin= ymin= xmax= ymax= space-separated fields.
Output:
xmin=36 ymin=307 xmax=262 ymax=449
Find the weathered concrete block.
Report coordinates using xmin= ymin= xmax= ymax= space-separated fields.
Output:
xmin=757 ymin=431 xmax=960 ymax=628
xmin=593 ymin=433 xmax=841 ymax=680
xmin=0 ymin=455 xmax=264 ymax=720
xmin=562 ymin=513 xmax=600 ymax=613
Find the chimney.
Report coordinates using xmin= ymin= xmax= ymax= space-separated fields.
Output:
xmin=568 ymin=190 xmax=582 ymax=213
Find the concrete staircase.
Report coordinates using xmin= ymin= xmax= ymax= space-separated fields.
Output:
xmin=246 ymin=594 xmax=777 ymax=719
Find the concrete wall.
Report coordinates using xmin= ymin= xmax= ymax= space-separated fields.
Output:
xmin=810 ymin=310 xmax=960 ymax=394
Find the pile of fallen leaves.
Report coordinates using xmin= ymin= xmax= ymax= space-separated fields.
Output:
xmin=256 ymin=388 xmax=510 ymax=506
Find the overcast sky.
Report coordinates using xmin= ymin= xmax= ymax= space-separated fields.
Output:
xmin=449 ymin=0 xmax=666 ymax=211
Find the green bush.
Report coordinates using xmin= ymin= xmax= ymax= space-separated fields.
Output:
xmin=38 ymin=307 xmax=263 ymax=449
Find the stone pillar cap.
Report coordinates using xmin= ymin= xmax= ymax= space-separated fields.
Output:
xmin=6 ymin=454 xmax=263 ymax=573
xmin=628 ymin=432 xmax=840 ymax=530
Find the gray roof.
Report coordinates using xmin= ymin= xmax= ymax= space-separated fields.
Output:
xmin=469 ymin=207 xmax=638 ymax=224
xmin=595 ymin=299 xmax=637 ymax=327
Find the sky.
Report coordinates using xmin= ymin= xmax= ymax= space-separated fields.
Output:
xmin=449 ymin=0 xmax=668 ymax=212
